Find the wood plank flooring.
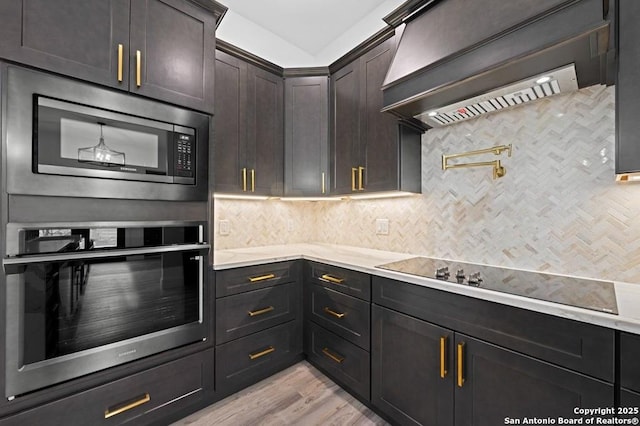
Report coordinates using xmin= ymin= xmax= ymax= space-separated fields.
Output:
xmin=171 ymin=361 xmax=389 ymax=426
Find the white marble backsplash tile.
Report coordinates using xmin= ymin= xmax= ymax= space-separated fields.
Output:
xmin=214 ymin=85 xmax=640 ymax=283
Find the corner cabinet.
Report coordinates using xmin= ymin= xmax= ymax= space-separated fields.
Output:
xmin=284 ymin=76 xmax=330 ymax=197
xmin=331 ymin=33 xmax=423 ymax=195
xmin=0 ymin=0 xmax=218 ymax=113
xmin=214 ymin=50 xmax=284 ymax=196
xmin=371 ymin=276 xmax=615 ymax=426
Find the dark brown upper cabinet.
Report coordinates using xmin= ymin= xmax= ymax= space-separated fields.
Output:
xmin=214 ymin=50 xmax=284 ymax=196
xmin=284 ymin=76 xmax=330 ymax=197
xmin=331 ymin=33 xmax=422 ymax=196
xmin=0 ymin=0 xmax=216 ymax=113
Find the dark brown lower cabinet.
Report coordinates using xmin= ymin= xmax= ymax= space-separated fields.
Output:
xmin=372 ymin=305 xmax=614 ymax=426
xmin=620 ymin=389 xmax=640 ymax=411
xmin=0 ymin=349 xmax=214 ymax=426
xmin=372 ymin=305 xmax=453 ymax=426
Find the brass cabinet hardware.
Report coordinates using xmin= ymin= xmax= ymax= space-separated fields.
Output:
xmin=321 ymin=172 xmax=326 ymax=194
xmin=117 ymin=44 xmax=124 ymax=82
xmin=104 ymin=393 xmax=150 ymax=419
xmin=242 ymin=168 xmax=247 ymax=192
xmin=251 ymin=169 xmax=255 ymax=192
xmin=322 ymin=347 xmax=345 ymax=364
xmin=320 ymin=274 xmax=344 ymax=284
xmin=351 ymin=168 xmax=357 ymax=191
xmin=249 ymin=346 xmax=275 ymax=360
xmin=457 ymin=342 xmax=465 ymax=387
xmin=358 ymin=166 xmax=365 ymax=190
xmin=323 ymin=307 xmax=346 ymax=319
xmin=248 ymin=273 xmax=275 ymax=283
xmin=135 ymin=50 xmax=141 ymax=87
xmin=248 ymin=306 xmax=275 ymax=317
xmin=440 ymin=336 xmax=448 ymax=379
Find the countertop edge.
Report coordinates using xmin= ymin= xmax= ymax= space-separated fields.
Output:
xmin=213 ymin=244 xmax=640 ymax=334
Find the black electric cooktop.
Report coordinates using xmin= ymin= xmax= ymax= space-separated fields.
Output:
xmin=376 ymin=257 xmax=618 ymax=315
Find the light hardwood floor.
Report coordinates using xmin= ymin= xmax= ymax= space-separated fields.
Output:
xmin=171 ymin=361 xmax=389 ymax=426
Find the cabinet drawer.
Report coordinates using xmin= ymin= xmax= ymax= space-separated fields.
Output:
xmin=216 ymin=283 xmax=298 ymax=344
xmin=373 ymin=276 xmax=615 ymax=382
xmin=305 ymin=261 xmax=370 ymax=300
xmin=216 ymin=261 xmax=299 ymax=297
xmin=3 ymin=349 xmax=213 ymax=425
xmin=621 ymin=332 xmax=640 ymax=393
xmin=305 ymin=321 xmax=370 ymax=401
xmin=306 ymin=284 xmax=370 ymax=350
xmin=216 ymin=320 xmax=302 ymax=393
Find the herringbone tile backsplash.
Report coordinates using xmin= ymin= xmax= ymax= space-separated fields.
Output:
xmin=215 ymin=85 xmax=640 ymax=283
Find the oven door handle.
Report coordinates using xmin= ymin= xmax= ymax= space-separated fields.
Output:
xmin=3 ymin=243 xmax=210 ymax=274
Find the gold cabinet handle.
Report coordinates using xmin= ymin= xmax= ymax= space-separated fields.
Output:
xmin=440 ymin=336 xmax=448 ymax=379
xmin=242 ymin=168 xmax=247 ymax=192
xmin=321 ymin=172 xmax=326 ymax=194
xmin=322 ymin=347 xmax=344 ymax=364
xmin=104 ymin=393 xmax=150 ymax=419
xmin=135 ymin=50 xmax=141 ymax=87
xmin=249 ymin=346 xmax=275 ymax=360
xmin=248 ymin=273 xmax=275 ymax=283
xmin=320 ymin=274 xmax=344 ymax=284
xmin=351 ymin=167 xmax=357 ymax=191
xmin=358 ymin=166 xmax=365 ymax=191
xmin=251 ymin=169 xmax=255 ymax=192
xmin=323 ymin=307 xmax=346 ymax=319
xmin=248 ymin=306 xmax=274 ymax=317
xmin=117 ymin=44 xmax=124 ymax=82
xmin=457 ymin=342 xmax=465 ymax=387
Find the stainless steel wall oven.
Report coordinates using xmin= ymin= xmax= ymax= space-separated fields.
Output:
xmin=2 ymin=221 xmax=209 ymax=399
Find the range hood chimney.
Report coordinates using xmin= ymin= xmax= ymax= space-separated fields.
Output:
xmin=382 ymin=0 xmax=614 ymax=127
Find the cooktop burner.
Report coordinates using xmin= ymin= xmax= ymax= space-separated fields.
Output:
xmin=376 ymin=257 xmax=618 ymax=315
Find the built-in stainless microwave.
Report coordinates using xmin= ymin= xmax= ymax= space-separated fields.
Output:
xmin=4 ymin=64 xmax=209 ymax=201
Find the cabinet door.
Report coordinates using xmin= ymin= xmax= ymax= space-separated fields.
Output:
xmin=130 ymin=0 xmax=215 ymax=113
xmin=360 ymin=36 xmax=402 ymax=192
xmin=454 ymin=334 xmax=614 ymax=426
xmin=284 ymin=76 xmax=330 ymax=196
xmin=620 ymin=332 xmax=640 ymax=393
xmin=246 ymin=64 xmax=284 ymax=196
xmin=331 ymin=60 xmax=361 ymax=194
xmin=0 ymin=0 xmax=130 ymax=89
xmin=214 ymin=50 xmax=248 ymax=194
xmin=372 ymin=305 xmax=454 ymax=426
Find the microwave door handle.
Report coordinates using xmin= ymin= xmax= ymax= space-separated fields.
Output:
xmin=3 ymin=244 xmax=210 ymax=270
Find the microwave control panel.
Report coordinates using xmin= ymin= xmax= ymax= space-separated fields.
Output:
xmin=174 ymin=133 xmax=195 ymax=178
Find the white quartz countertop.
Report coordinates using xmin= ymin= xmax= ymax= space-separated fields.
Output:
xmin=213 ymin=243 xmax=640 ymax=334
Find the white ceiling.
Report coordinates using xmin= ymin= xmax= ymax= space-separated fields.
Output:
xmin=216 ymin=0 xmax=406 ymax=67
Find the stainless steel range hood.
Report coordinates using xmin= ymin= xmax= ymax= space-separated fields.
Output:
xmin=382 ymin=0 xmax=614 ymax=127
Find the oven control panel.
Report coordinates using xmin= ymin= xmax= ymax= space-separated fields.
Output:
xmin=174 ymin=133 xmax=195 ymax=178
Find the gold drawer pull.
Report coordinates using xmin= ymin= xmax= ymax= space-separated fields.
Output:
xmin=249 ymin=346 xmax=275 ymax=360
xmin=248 ymin=306 xmax=274 ymax=317
xmin=248 ymin=273 xmax=275 ymax=283
xmin=320 ymin=274 xmax=344 ymax=284
xmin=323 ymin=307 xmax=345 ymax=319
xmin=457 ymin=342 xmax=465 ymax=388
xmin=440 ymin=336 xmax=448 ymax=379
xmin=104 ymin=393 xmax=150 ymax=419
xmin=242 ymin=167 xmax=248 ymax=192
xmin=358 ymin=166 xmax=365 ymax=191
xmin=322 ymin=347 xmax=345 ymax=364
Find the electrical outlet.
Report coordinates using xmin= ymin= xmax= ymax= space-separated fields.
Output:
xmin=219 ymin=219 xmax=230 ymax=236
xmin=287 ymin=220 xmax=295 ymax=232
xmin=375 ymin=218 xmax=389 ymax=235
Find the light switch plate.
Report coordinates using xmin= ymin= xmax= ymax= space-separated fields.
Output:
xmin=376 ymin=218 xmax=389 ymax=235
xmin=219 ymin=219 xmax=230 ymax=236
